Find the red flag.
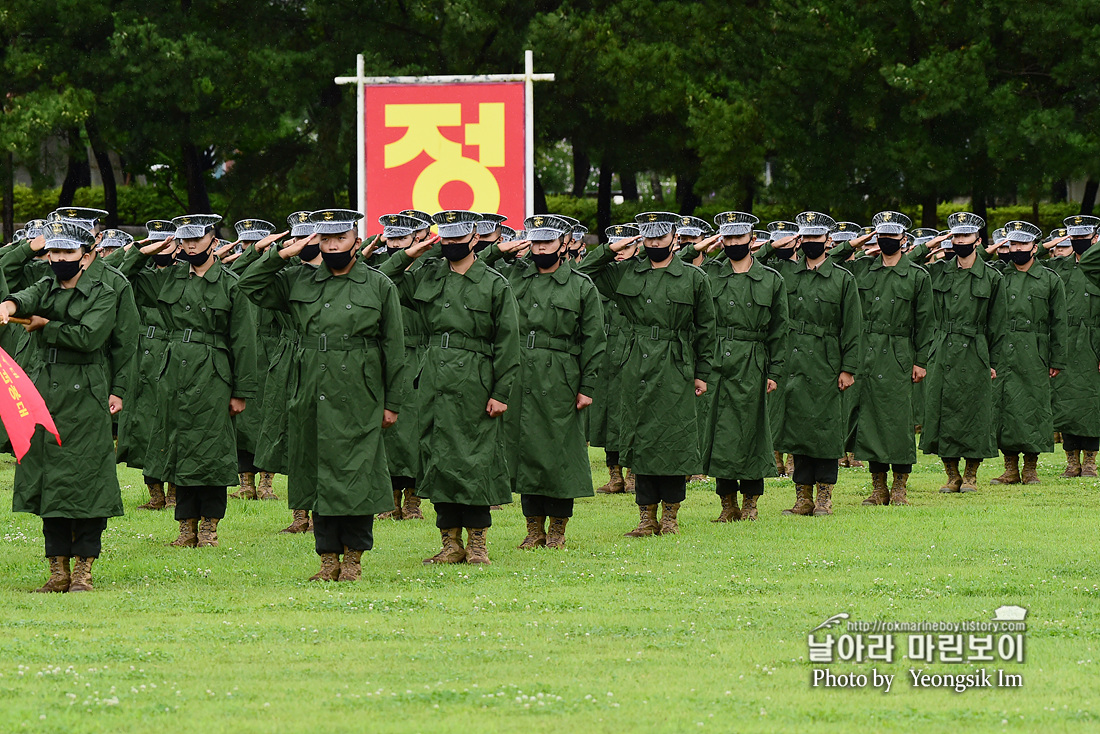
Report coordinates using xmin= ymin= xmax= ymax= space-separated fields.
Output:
xmin=0 ymin=347 xmax=60 ymax=462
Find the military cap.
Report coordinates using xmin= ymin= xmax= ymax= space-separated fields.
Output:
xmin=872 ymin=211 xmax=912 ymax=236
xmin=234 ymin=218 xmax=276 ymax=242
xmin=605 ymin=223 xmax=640 ymax=243
xmin=286 ymin=211 xmax=315 ymax=238
xmin=831 ymin=221 xmax=862 ymax=242
xmin=50 ymin=207 xmax=108 ymax=233
xmin=98 ymin=229 xmax=133 ymax=249
xmin=558 ymin=214 xmax=580 ymax=228
xmin=431 ymin=210 xmax=480 ymax=238
xmin=476 ymin=213 xmax=508 ymax=236
xmin=1045 ymin=227 xmax=1069 ymax=245
xmin=1003 ymin=220 xmax=1041 ymax=244
xmin=401 ymin=210 xmax=433 ymax=230
xmin=146 ymin=219 xmax=177 ymax=241
xmin=572 ymin=223 xmax=590 ymax=241
xmin=712 ymin=211 xmax=759 ymax=237
xmin=1064 ymin=215 xmax=1099 ymax=238
xmin=500 ymin=225 xmax=517 ymax=242
xmin=752 ymin=229 xmax=770 ymax=243
xmin=947 ymin=211 xmax=984 ymax=235
xmin=172 ymin=214 xmax=222 ymax=239
xmin=910 ymin=227 xmax=939 ymax=247
xmin=310 ymin=209 xmax=364 ymax=235
xmin=634 ymin=211 xmax=680 ymax=238
xmin=380 ymin=213 xmax=429 ymax=239
xmin=512 ymin=229 xmax=527 ymax=241
xmin=523 ymin=214 xmax=572 ymax=242
xmin=795 ymin=211 xmax=837 ymax=237
xmin=767 ymin=221 xmax=798 ymax=241
xmin=11 ymin=229 xmax=26 ymax=246
xmin=991 ymin=228 xmax=1007 ymax=245
xmin=44 ymin=220 xmax=95 ymax=251
xmin=676 ymin=215 xmax=711 ymax=238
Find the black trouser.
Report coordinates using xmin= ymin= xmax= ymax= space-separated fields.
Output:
xmin=868 ymin=462 xmax=913 ymax=474
xmin=634 ymin=474 xmax=687 ymax=505
xmin=605 ymin=450 xmax=620 ymax=467
xmin=313 ymin=514 xmax=374 ymax=554
xmin=143 ymin=474 xmax=165 ymax=486
xmin=715 ymin=478 xmax=764 ymax=496
xmin=433 ymin=502 xmax=492 ymax=529
xmin=390 ymin=475 xmax=416 ymax=492
xmin=238 ymin=449 xmax=258 ymax=474
xmin=792 ymin=455 xmax=839 ymax=486
xmin=520 ymin=495 xmax=575 ymax=518
xmin=1064 ymin=434 xmax=1100 ymax=452
xmin=175 ymin=486 xmax=228 ymax=520
xmin=42 ymin=517 xmax=108 ymax=558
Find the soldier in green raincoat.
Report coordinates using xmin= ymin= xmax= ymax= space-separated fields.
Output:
xmin=1049 ymin=217 xmax=1100 ymax=478
xmin=483 ymin=214 xmax=605 ymax=550
xmin=2 ymin=222 xmax=132 ymax=593
xmin=239 ymin=209 xmax=406 ymax=582
xmin=702 ymin=211 xmax=787 ymax=523
xmin=833 ymin=213 xmax=934 ymax=506
xmin=577 ymin=211 xmax=716 ymax=538
xmin=919 ymin=212 xmax=1008 ymax=493
xmin=377 ymin=210 xmax=520 ymax=566
xmin=985 ymin=221 xmax=1067 ymax=486
xmin=827 ymin=221 xmax=868 ymax=471
xmin=770 ymin=212 xmax=862 ymax=517
xmin=120 ymin=214 xmax=258 ymax=549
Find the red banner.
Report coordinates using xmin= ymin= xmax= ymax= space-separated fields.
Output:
xmin=364 ymin=83 xmax=525 ymax=234
xmin=0 ymin=347 xmax=60 ymax=462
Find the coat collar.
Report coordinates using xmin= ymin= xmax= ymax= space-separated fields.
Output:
xmin=869 ymin=257 xmax=909 ymax=276
xmin=523 ymin=262 xmax=572 ymax=284
xmin=795 ymin=258 xmax=834 ymax=278
xmin=446 ymin=256 xmax=487 ymax=283
xmin=633 ymin=254 xmax=685 ymax=276
xmin=314 ymin=258 xmax=371 ymax=283
xmin=719 ymin=257 xmax=764 ymax=281
xmin=178 ymin=257 xmax=225 ymax=282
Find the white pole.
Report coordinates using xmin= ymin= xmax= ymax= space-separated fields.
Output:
xmin=524 ymin=50 xmax=535 ymax=221
xmin=356 ymin=53 xmax=367 ymax=239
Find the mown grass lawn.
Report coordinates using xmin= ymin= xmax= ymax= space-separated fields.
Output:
xmin=0 ymin=447 xmax=1097 ymax=733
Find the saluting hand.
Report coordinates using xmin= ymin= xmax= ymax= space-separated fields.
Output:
xmin=407 ymin=234 xmax=438 ymax=259
xmin=255 ymin=230 xmax=289 ymax=253
xmin=838 ymin=371 xmax=855 ymax=391
xmin=382 ymin=409 xmax=398 ymax=428
xmin=851 ymin=232 xmax=875 ymax=249
xmin=361 ymin=234 xmax=381 ymax=259
xmin=279 ymin=233 xmax=316 ymax=260
xmin=139 ymin=235 xmax=173 ymax=256
xmin=486 ymin=398 xmax=507 ymax=418
xmin=1044 ymin=235 xmax=1069 ymax=250
xmin=214 ymin=240 xmax=239 ymax=261
xmin=498 ymin=238 xmax=529 ymax=254
xmin=695 ymin=235 xmax=721 ymax=252
xmin=575 ymin=393 xmax=592 ymax=411
xmin=609 ymin=234 xmax=642 ymax=253
xmin=28 ymin=235 xmax=47 ymax=252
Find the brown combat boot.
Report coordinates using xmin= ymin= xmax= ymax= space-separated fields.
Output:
xmin=785 ymin=455 xmax=795 ymax=476
xmin=990 ymin=454 xmax=1020 ymax=485
xmin=862 ymin=473 xmax=890 ymax=506
xmin=659 ymin=502 xmax=681 ymax=535
xmin=712 ymin=494 xmax=740 ymax=523
xmin=1083 ymin=451 xmax=1099 ymax=478
xmin=1061 ymin=450 xmax=1082 ymax=478
xmin=338 ymin=547 xmax=362 ymax=581
xmin=169 ymin=519 xmax=198 ymax=547
xmin=890 ymin=473 xmax=910 ymax=506
xmin=783 ymin=485 xmax=815 ymax=515
xmin=465 ymin=528 xmax=491 ymax=565
xmin=165 ymin=483 xmax=177 ymax=508
xmin=378 ymin=490 xmax=404 ymax=520
xmin=518 ymin=516 xmax=547 ymax=549
xmin=68 ymin=557 xmax=95 ymax=592
xmin=624 ymin=504 xmax=659 ymax=537
xmin=774 ymin=451 xmax=786 ymax=477
xmin=197 ymin=517 xmax=220 ymax=547
xmin=740 ymin=493 xmax=759 ymax=521
xmin=309 ymin=553 xmax=340 ymax=581
xmin=813 ymin=483 xmax=834 ymax=516
xmin=546 ymin=517 xmax=569 ymax=549
xmin=280 ymin=509 xmax=311 ymax=534
xmin=623 ymin=468 xmax=636 ymax=493
xmin=939 ymin=459 xmax=962 ymax=493
xmin=961 ymin=459 xmax=981 ymax=492
xmin=597 ymin=465 xmax=626 ymax=494
xmin=424 ymin=528 xmax=466 ymax=564
xmin=838 ymin=455 xmax=850 ymax=468
xmin=847 ymin=453 xmax=864 ymax=468
xmin=402 ymin=489 xmax=423 ymax=519
xmin=230 ymin=472 xmax=257 ymax=499
xmin=138 ymin=482 xmax=166 ymax=510
xmin=256 ymin=472 xmax=278 ymax=500
xmin=35 ymin=556 xmax=71 ymax=593
xmin=1021 ymin=453 xmax=1040 ymax=485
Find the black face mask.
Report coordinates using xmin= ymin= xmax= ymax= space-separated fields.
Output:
xmin=644 ymin=245 xmax=673 ymax=263
xmin=1009 ymin=249 xmax=1034 ymax=266
xmin=944 ymin=249 xmax=957 ymax=260
xmin=801 ymin=240 xmax=827 ymax=260
xmin=321 ymin=248 xmax=355 ymax=270
xmin=997 ymin=251 xmax=1011 ymax=262
xmin=299 ymin=243 xmax=321 ymax=261
xmin=472 ymin=240 xmax=491 ymax=254
xmin=531 ymin=250 xmax=561 ymax=269
xmin=442 ymin=238 xmax=473 ymax=262
xmin=1072 ymin=238 xmax=1093 ymax=255
xmin=50 ymin=258 xmax=84 ymax=281
xmin=953 ymin=243 xmax=975 ymax=259
xmin=774 ymin=246 xmax=796 ymax=260
xmin=178 ymin=248 xmax=211 ymax=267
xmin=724 ymin=243 xmax=751 ymax=261
xmin=877 ymin=237 xmax=902 ymax=256
xmin=151 ymin=252 xmax=176 ymax=267
xmin=569 ymin=249 xmax=582 ymax=260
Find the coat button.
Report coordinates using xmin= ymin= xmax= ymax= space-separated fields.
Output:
xmin=444 ymin=302 xmax=450 ymax=308
xmin=319 ymin=394 xmax=326 ymax=400
xmin=646 ymin=298 xmax=652 ymax=303
xmin=346 ymin=304 xmax=352 ymax=309
xmin=324 ymin=303 xmax=330 ymax=308
xmin=185 ymin=305 xmax=191 ymax=310
xmin=320 ymin=364 xmax=326 ymax=370
xmin=74 ymin=384 xmax=80 ymax=390
xmin=181 ymin=360 xmax=187 ymax=366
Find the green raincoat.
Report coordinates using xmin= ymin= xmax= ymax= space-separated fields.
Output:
xmin=1047 ymin=255 xmax=1100 ymax=437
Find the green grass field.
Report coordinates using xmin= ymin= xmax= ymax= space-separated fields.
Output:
xmin=1 ymin=447 xmax=1098 ymax=733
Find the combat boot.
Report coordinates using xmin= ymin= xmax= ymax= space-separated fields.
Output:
xmin=165 ymin=483 xmax=177 ymax=508
xmin=783 ymin=485 xmax=814 ymax=515
xmin=137 ymin=482 xmax=166 ymax=511
xmin=169 ymin=519 xmax=198 ymax=547
xmin=518 ymin=516 xmax=547 ymax=549
xmin=623 ymin=468 xmax=636 ymax=493
xmin=813 ymin=483 xmax=834 ymax=516
xmin=784 ymin=455 xmax=795 ymax=476
xmin=378 ymin=490 xmax=403 ymax=520
xmin=424 ymin=528 xmax=465 ymax=564
xmin=1061 ymin=450 xmax=1082 ymax=478
xmin=280 ymin=509 xmax=310 ymax=534
xmin=338 ymin=547 xmax=362 ymax=581
xmin=712 ymin=494 xmax=740 ymax=523
xmin=465 ymin=528 xmax=491 ymax=565
xmin=740 ymin=493 xmax=759 ymax=521
xmin=230 ymin=472 xmax=256 ymax=500
xmin=68 ymin=557 xmax=95 ymax=593
xmin=624 ymin=504 xmax=659 ymax=537
xmin=597 ymin=466 xmax=626 ymax=493
xmin=546 ymin=517 xmax=569 ymax=549
xmin=1083 ymin=451 xmax=1099 ymax=478
xmin=847 ymin=453 xmax=864 ymax=468
xmin=961 ymin=459 xmax=981 ymax=492
xmin=309 ymin=553 xmax=340 ymax=581
xmin=197 ymin=517 xmax=220 ymax=547
xmin=939 ymin=459 xmax=962 ymax=493
xmin=774 ymin=451 xmax=786 ymax=477
xmin=659 ymin=502 xmax=680 ymax=535
xmin=256 ymin=472 xmax=278 ymax=500
xmin=402 ymin=489 xmax=424 ymax=519
xmin=862 ymin=473 xmax=890 ymax=505
xmin=889 ymin=473 xmax=910 ymax=506
xmin=990 ymin=454 xmax=1020 ymax=485
xmin=34 ymin=556 xmax=70 ymax=593
xmin=1021 ymin=454 xmax=1040 ymax=484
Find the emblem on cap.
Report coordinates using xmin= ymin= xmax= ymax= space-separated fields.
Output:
xmin=243 ymin=220 xmax=252 ymax=228
xmin=446 ymin=212 xmax=456 ymax=222
xmin=647 ymin=213 xmax=657 ymax=222
xmin=534 ymin=216 xmax=544 ymax=226
xmin=182 ymin=217 xmax=192 ymax=224
xmin=324 ymin=212 xmax=334 ymax=221
xmin=614 ymin=226 xmax=623 ymax=234
xmin=1075 ymin=217 xmax=1082 ymax=224
xmin=52 ymin=223 xmax=63 ymax=233
xmin=882 ymin=212 xmax=892 ymax=221
xmin=299 ymin=213 xmax=309 ymax=222
xmin=388 ymin=215 xmax=397 ymax=223
xmin=806 ymin=213 xmax=816 ymax=222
